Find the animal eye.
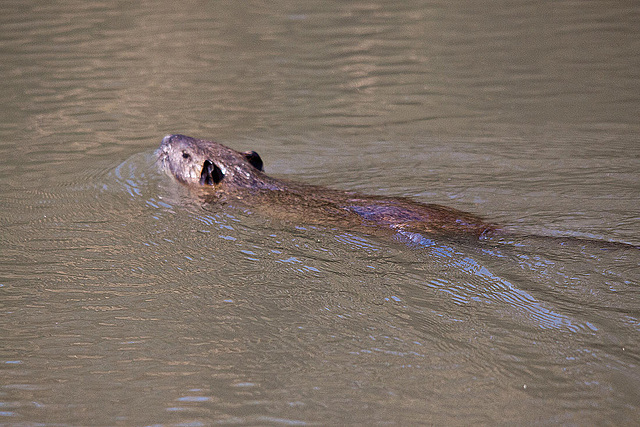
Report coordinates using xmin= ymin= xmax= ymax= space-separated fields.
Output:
xmin=182 ymin=152 xmax=190 ymax=159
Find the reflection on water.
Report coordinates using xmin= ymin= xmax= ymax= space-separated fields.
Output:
xmin=1 ymin=0 xmax=639 ymax=425
xmin=399 ymin=230 xmax=595 ymax=333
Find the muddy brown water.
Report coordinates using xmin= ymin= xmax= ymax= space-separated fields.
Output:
xmin=1 ymin=1 xmax=639 ymax=425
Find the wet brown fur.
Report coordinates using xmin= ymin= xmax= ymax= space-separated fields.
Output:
xmin=157 ymin=134 xmax=497 ymax=240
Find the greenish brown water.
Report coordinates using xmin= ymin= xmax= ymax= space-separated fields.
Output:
xmin=1 ymin=1 xmax=639 ymax=425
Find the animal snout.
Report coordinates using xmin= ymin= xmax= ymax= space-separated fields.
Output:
xmin=161 ymin=134 xmax=193 ymax=149
xmin=162 ymin=134 xmax=176 ymax=146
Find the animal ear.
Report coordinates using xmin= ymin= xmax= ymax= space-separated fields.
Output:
xmin=200 ymin=159 xmax=224 ymax=186
xmin=243 ymin=150 xmax=263 ymax=171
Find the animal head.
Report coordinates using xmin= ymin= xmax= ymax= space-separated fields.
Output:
xmin=157 ymin=134 xmax=265 ymax=189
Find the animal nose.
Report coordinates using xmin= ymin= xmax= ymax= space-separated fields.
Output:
xmin=160 ymin=134 xmax=181 ymax=151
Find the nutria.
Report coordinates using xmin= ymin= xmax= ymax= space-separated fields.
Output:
xmin=157 ymin=134 xmax=497 ymax=240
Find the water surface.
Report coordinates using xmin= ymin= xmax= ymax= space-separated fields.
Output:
xmin=1 ymin=1 xmax=639 ymax=425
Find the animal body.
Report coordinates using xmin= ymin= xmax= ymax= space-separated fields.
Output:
xmin=157 ymin=134 xmax=497 ymax=240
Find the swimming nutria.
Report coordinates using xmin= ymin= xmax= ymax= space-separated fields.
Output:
xmin=157 ymin=134 xmax=497 ymax=240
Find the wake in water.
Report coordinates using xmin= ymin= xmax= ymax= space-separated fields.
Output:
xmin=394 ymin=228 xmax=639 ymax=337
xmin=116 ymin=150 xmax=639 ymax=339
